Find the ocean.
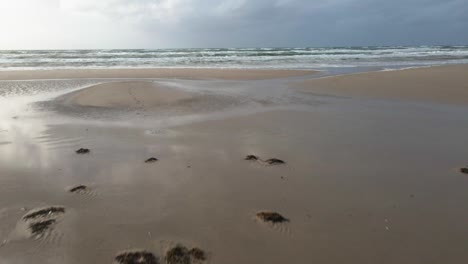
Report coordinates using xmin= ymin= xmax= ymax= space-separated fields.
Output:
xmin=0 ymin=46 xmax=467 ymax=70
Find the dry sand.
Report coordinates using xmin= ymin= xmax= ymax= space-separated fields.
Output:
xmin=1 ymin=65 xmax=468 ymax=264
xmin=0 ymin=68 xmax=316 ymax=81
xmin=301 ymin=64 xmax=468 ymax=105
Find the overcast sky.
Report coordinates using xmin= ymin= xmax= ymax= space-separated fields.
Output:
xmin=0 ymin=0 xmax=467 ymax=49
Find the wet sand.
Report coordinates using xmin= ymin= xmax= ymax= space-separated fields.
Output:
xmin=0 ymin=68 xmax=316 ymax=81
xmin=301 ymin=64 xmax=468 ymax=105
xmin=1 ymin=66 xmax=468 ymax=263
xmin=60 ymin=81 xmax=193 ymax=109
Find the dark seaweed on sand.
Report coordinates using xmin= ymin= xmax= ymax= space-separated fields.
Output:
xmin=115 ymin=250 xmax=159 ymax=264
xmin=256 ymin=211 xmax=289 ymax=223
xmin=29 ymin=219 xmax=56 ymax=235
xmin=265 ymin=158 xmax=286 ymax=165
xmin=166 ymin=245 xmax=207 ymax=264
xmin=145 ymin=157 xmax=159 ymax=163
xmin=189 ymin=248 xmax=206 ymax=261
xmin=76 ymin=148 xmax=90 ymax=154
xmin=23 ymin=207 xmax=65 ymax=220
xmin=244 ymin=155 xmax=286 ymax=165
xmin=166 ymin=245 xmax=190 ymax=264
xmin=245 ymin=155 xmax=259 ymax=161
xmin=69 ymin=185 xmax=87 ymax=193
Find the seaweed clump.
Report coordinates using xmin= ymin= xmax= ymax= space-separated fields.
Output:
xmin=244 ymin=155 xmax=286 ymax=165
xmin=29 ymin=219 xmax=56 ymax=236
xmin=166 ymin=245 xmax=207 ymax=264
xmin=166 ymin=245 xmax=190 ymax=264
xmin=69 ymin=185 xmax=87 ymax=193
xmin=245 ymin=155 xmax=259 ymax=161
xmin=265 ymin=158 xmax=285 ymax=165
xmin=256 ymin=211 xmax=289 ymax=223
xmin=189 ymin=248 xmax=206 ymax=261
xmin=23 ymin=206 xmax=65 ymax=220
xmin=76 ymin=148 xmax=90 ymax=154
xmin=145 ymin=157 xmax=159 ymax=163
xmin=115 ymin=250 xmax=159 ymax=264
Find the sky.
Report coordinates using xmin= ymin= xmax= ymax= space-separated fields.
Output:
xmin=0 ymin=0 xmax=467 ymax=49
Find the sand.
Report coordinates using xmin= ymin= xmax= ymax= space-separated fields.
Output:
xmin=61 ymin=81 xmax=193 ymax=108
xmin=301 ymin=64 xmax=468 ymax=105
xmin=1 ymin=65 xmax=468 ymax=264
xmin=0 ymin=68 xmax=316 ymax=81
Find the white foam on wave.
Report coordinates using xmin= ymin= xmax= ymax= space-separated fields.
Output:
xmin=0 ymin=46 xmax=467 ymax=70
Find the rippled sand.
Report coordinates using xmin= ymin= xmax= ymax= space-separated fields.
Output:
xmin=0 ymin=66 xmax=468 ymax=264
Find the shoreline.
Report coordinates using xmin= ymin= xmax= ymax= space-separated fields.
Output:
xmin=0 ymin=63 xmax=466 ymax=84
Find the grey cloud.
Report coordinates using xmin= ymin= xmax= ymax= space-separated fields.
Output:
xmin=128 ymin=0 xmax=468 ymax=47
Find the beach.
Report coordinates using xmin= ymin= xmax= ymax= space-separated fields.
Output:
xmin=0 ymin=68 xmax=316 ymax=81
xmin=301 ymin=64 xmax=468 ymax=105
xmin=1 ymin=65 xmax=468 ymax=264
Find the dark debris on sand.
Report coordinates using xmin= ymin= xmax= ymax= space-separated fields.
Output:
xmin=29 ymin=219 xmax=56 ymax=235
xmin=166 ymin=245 xmax=207 ymax=264
xmin=145 ymin=157 xmax=159 ymax=163
xmin=265 ymin=158 xmax=286 ymax=165
xmin=256 ymin=211 xmax=289 ymax=223
xmin=69 ymin=185 xmax=87 ymax=193
xmin=189 ymin=248 xmax=206 ymax=261
xmin=166 ymin=245 xmax=190 ymax=264
xmin=460 ymin=167 xmax=468 ymax=174
xmin=244 ymin=155 xmax=286 ymax=165
xmin=23 ymin=206 xmax=65 ymax=220
xmin=76 ymin=148 xmax=90 ymax=154
xmin=245 ymin=155 xmax=259 ymax=161
xmin=115 ymin=250 xmax=159 ymax=264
